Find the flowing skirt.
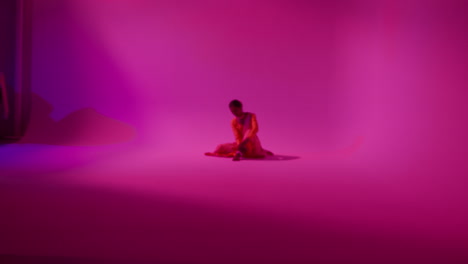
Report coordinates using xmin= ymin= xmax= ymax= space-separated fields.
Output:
xmin=205 ymin=135 xmax=273 ymax=158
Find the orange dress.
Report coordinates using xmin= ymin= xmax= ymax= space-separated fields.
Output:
xmin=205 ymin=112 xmax=272 ymax=158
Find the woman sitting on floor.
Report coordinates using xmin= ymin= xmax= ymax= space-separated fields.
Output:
xmin=205 ymin=100 xmax=273 ymax=161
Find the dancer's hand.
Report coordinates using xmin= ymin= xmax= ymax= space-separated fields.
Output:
xmin=238 ymin=138 xmax=249 ymax=151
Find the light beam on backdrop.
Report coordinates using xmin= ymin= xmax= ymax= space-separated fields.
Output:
xmin=67 ymin=0 xmax=359 ymax=155
xmin=31 ymin=0 xmax=468 ymax=171
xmin=30 ymin=0 xmax=141 ymax=147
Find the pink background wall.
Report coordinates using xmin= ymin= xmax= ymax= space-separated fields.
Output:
xmin=30 ymin=0 xmax=468 ymax=167
xmin=1 ymin=1 xmax=467 ymax=262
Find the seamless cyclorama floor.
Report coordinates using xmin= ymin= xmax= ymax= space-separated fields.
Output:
xmin=0 ymin=143 xmax=467 ymax=264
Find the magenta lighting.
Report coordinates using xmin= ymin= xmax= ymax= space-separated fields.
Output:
xmin=1 ymin=0 xmax=467 ymax=263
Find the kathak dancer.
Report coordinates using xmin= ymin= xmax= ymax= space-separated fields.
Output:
xmin=205 ymin=100 xmax=274 ymax=161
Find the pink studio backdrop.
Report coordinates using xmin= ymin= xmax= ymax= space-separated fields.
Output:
xmin=30 ymin=0 xmax=467 ymax=166
xmin=1 ymin=1 xmax=467 ymax=262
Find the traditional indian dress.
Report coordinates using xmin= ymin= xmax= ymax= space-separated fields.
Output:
xmin=205 ymin=112 xmax=273 ymax=158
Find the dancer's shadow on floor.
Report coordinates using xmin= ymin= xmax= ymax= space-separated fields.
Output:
xmin=13 ymin=93 xmax=136 ymax=146
xmin=243 ymin=155 xmax=300 ymax=161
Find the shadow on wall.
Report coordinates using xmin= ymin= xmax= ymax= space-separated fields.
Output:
xmin=17 ymin=93 xmax=136 ymax=146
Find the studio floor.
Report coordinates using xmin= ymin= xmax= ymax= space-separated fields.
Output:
xmin=1 ymin=143 xmax=467 ymax=264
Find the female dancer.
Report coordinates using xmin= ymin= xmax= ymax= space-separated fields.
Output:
xmin=205 ymin=100 xmax=273 ymax=161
